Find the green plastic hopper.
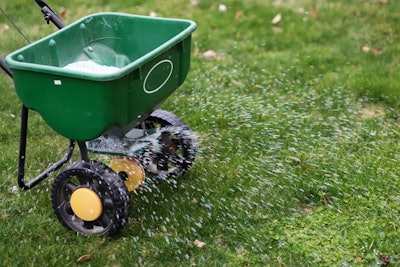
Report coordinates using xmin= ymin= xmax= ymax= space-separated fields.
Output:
xmin=6 ymin=12 xmax=196 ymax=141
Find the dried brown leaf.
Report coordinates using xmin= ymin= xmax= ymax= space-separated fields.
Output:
xmin=77 ymin=254 xmax=91 ymax=263
xmin=0 ymin=24 xmax=10 ymax=34
xmin=231 ymin=80 xmax=244 ymax=87
xmin=60 ymin=9 xmax=68 ymax=20
xmin=354 ymin=257 xmax=364 ymax=263
xmin=302 ymin=206 xmax=313 ymax=214
xmin=272 ymin=27 xmax=282 ymax=33
xmin=377 ymin=0 xmax=389 ymax=4
xmin=297 ymin=7 xmax=306 ymax=14
xmin=380 ymin=254 xmax=391 ymax=266
xmin=194 ymin=239 xmax=206 ymax=248
xmin=193 ymin=46 xmax=200 ymax=56
xmin=235 ymin=11 xmax=243 ymax=21
xmin=311 ymin=6 xmax=319 ymax=18
xmin=271 ymin=13 xmax=282 ymax=24
xmin=361 ymin=106 xmax=384 ymax=119
xmin=360 ymin=45 xmax=384 ymax=54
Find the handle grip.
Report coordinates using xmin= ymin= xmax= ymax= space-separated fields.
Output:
xmin=35 ymin=0 xmax=64 ymax=29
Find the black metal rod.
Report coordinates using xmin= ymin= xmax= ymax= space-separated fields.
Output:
xmin=35 ymin=0 xmax=64 ymax=29
xmin=17 ymin=105 xmax=29 ymax=189
xmin=17 ymin=105 xmax=76 ymax=190
xmin=77 ymin=141 xmax=90 ymax=161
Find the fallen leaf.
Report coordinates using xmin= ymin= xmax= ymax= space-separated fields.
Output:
xmin=377 ymin=0 xmax=389 ymax=4
xmin=235 ymin=10 xmax=243 ymax=20
xmin=203 ymin=50 xmax=219 ymax=59
xmin=190 ymin=0 xmax=198 ymax=6
xmin=380 ymin=254 xmax=391 ymax=266
xmin=297 ymin=7 xmax=306 ymax=14
xmin=354 ymin=257 xmax=364 ymax=263
xmin=271 ymin=13 xmax=282 ymax=24
xmin=272 ymin=27 xmax=282 ymax=33
xmin=277 ymin=256 xmax=285 ymax=267
xmin=236 ymin=246 xmax=245 ymax=258
xmin=302 ymin=206 xmax=313 ymax=214
xmin=231 ymin=80 xmax=244 ymax=87
xmin=361 ymin=106 xmax=384 ymax=119
xmin=60 ymin=9 xmax=68 ymax=20
xmin=77 ymin=254 xmax=91 ymax=263
xmin=194 ymin=239 xmax=206 ymax=248
xmin=360 ymin=45 xmax=384 ymax=54
xmin=193 ymin=46 xmax=200 ymax=56
xmin=0 ymin=24 xmax=10 ymax=34
xmin=311 ymin=5 xmax=319 ymax=18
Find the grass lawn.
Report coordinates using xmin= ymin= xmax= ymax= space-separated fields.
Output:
xmin=2 ymin=0 xmax=400 ymax=266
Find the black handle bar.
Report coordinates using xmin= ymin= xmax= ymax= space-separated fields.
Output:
xmin=35 ymin=0 xmax=64 ymax=29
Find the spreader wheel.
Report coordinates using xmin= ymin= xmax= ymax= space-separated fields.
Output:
xmin=139 ymin=109 xmax=196 ymax=178
xmin=140 ymin=127 xmax=196 ymax=178
xmin=51 ymin=160 xmax=130 ymax=236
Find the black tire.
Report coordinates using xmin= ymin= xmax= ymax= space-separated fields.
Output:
xmin=51 ymin=160 xmax=130 ymax=236
xmin=138 ymin=109 xmax=196 ymax=178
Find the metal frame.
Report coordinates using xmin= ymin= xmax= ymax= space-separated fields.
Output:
xmin=0 ymin=0 xmax=88 ymax=190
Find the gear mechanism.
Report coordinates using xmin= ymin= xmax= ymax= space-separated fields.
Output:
xmin=109 ymin=156 xmax=145 ymax=191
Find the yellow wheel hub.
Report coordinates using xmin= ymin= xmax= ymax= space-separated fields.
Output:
xmin=70 ymin=187 xmax=103 ymax=221
xmin=109 ymin=156 xmax=145 ymax=192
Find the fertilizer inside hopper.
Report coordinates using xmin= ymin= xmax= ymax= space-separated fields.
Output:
xmin=63 ymin=60 xmax=120 ymax=74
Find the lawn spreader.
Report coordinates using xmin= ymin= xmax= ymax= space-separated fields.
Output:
xmin=0 ymin=0 xmax=197 ymax=236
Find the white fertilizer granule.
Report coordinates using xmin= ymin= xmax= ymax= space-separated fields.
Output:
xmin=63 ymin=60 xmax=120 ymax=74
